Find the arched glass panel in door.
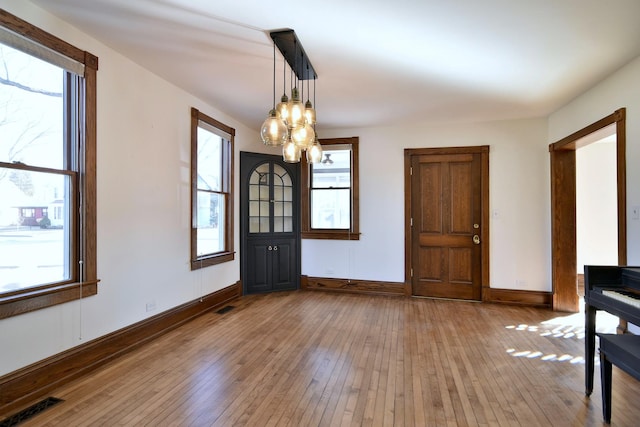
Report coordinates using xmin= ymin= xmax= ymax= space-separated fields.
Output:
xmin=248 ymin=162 xmax=293 ymax=233
xmin=273 ymin=164 xmax=293 ymax=232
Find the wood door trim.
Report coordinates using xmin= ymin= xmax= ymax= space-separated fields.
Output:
xmin=404 ymin=146 xmax=490 ymax=299
xmin=549 ymin=108 xmax=626 ymax=312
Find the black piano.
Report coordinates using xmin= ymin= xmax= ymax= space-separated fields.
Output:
xmin=584 ymin=265 xmax=640 ymax=395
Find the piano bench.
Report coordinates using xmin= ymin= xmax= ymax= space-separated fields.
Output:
xmin=597 ymin=333 xmax=640 ymax=424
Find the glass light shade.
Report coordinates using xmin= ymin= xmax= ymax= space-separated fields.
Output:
xmin=291 ymin=123 xmax=315 ymax=149
xmin=304 ymin=100 xmax=316 ymax=125
xmin=260 ymin=110 xmax=288 ymax=146
xmin=306 ymin=140 xmax=323 ymax=163
xmin=283 ymin=140 xmax=301 ymax=163
xmin=276 ymin=93 xmax=289 ymax=124
xmin=288 ymin=87 xmax=305 ymax=128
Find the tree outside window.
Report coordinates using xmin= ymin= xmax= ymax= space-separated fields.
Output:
xmin=0 ymin=11 xmax=98 ymax=319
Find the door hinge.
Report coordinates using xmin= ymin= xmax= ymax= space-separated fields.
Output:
xmin=410 ymin=268 xmax=413 ymax=277
xmin=410 ymin=218 xmax=413 ymax=227
xmin=410 ymin=166 xmax=413 ymax=176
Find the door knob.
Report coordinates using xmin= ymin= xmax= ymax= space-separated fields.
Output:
xmin=274 ymin=245 xmax=278 ymax=251
xmin=268 ymin=246 xmax=273 ymax=251
xmin=473 ymin=235 xmax=480 ymax=244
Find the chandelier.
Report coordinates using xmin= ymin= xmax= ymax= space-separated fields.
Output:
xmin=260 ymin=29 xmax=322 ymax=164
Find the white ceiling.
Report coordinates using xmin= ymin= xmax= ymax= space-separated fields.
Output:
xmin=29 ymin=0 xmax=640 ymax=131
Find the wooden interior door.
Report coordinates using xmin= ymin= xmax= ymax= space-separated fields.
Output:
xmin=240 ymin=152 xmax=300 ymax=294
xmin=409 ymin=149 xmax=486 ymax=300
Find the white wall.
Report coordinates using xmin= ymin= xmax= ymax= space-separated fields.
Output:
xmin=549 ymin=55 xmax=640 ymax=265
xmin=549 ymin=54 xmax=640 ymax=334
xmin=0 ymin=1 xmax=270 ymax=376
xmin=7 ymin=0 xmax=638 ymax=378
xmin=309 ymin=118 xmax=551 ymax=292
xmin=576 ymin=140 xmax=618 ymax=272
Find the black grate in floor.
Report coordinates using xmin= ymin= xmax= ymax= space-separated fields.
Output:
xmin=216 ymin=305 xmax=235 ymax=314
xmin=0 ymin=397 xmax=63 ymax=427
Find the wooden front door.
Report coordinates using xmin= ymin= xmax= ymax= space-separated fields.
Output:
xmin=407 ymin=147 xmax=488 ymax=300
xmin=240 ymin=152 xmax=300 ymax=294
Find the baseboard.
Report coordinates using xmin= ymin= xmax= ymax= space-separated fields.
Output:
xmin=485 ymin=287 xmax=552 ymax=308
xmin=302 ymin=275 xmax=406 ymax=296
xmin=0 ymin=281 xmax=241 ymax=416
xmin=577 ymin=273 xmax=585 ymax=297
xmin=302 ymin=277 xmax=552 ymax=308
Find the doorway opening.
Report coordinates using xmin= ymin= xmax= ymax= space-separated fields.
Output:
xmin=576 ymin=124 xmax=619 ymax=295
xmin=549 ymin=108 xmax=627 ymax=312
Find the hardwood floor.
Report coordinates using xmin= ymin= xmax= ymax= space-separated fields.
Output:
xmin=7 ymin=291 xmax=640 ymax=426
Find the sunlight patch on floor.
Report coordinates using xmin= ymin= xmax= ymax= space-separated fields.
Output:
xmin=503 ymin=298 xmax=619 ymax=364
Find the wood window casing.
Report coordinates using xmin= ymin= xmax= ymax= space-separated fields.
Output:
xmin=0 ymin=10 xmax=98 ymax=319
xmin=301 ymin=137 xmax=360 ymax=240
xmin=190 ymin=108 xmax=235 ymax=269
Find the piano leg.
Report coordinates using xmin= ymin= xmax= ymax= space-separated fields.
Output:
xmin=600 ymin=349 xmax=612 ymax=424
xmin=585 ymin=303 xmax=596 ymax=396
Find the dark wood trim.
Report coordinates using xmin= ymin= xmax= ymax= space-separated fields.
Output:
xmin=549 ymin=109 xmax=625 ymax=151
xmin=302 ymin=276 xmax=405 ymax=296
xmin=550 ymin=148 xmax=578 ymax=312
xmin=0 ymin=281 xmax=98 ymax=319
xmin=0 ymin=9 xmax=93 ymax=66
xmin=0 ymin=9 xmax=99 ymax=318
xmin=0 ymin=281 xmax=241 ymax=415
xmin=300 ymin=231 xmax=361 ymax=240
xmin=190 ymin=107 xmax=236 ymax=269
xmin=549 ymin=108 xmax=626 ymax=312
xmin=403 ymin=150 xmax=413 ymax=296
xmin=480 ymin=148 xmax=490 ymax=297
xmin=616 ymin=113 xmax=627 ymax=265
xmin=577 ymin=273 xmax=585 ymax=297
xmin=301 ymin=137 xmax=360 ymax=240
xmin=485 ymin=288 xmax=552 ymax=308
xmin=84 ymin=47 xmax=98 ymax=283
xmin=303 ymin=275 xmax=550 ymax=308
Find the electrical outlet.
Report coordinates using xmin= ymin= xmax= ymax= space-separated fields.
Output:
xmin=146 ymin=301 xmax=156 ymax=312
xmin=632 ymin=206 xmax=640 ymax=220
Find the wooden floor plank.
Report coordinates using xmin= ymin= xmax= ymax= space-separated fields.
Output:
xmin=8 ymin=291 xmax=640 ymax=427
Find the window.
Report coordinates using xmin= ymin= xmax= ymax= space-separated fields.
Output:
xmin=190 ymin=108 xmax=234 ymax=269
xmin=0 ymin=11 xmax=98 ymax=319
xmin=301 ymin=137 xmax=360 ymax=240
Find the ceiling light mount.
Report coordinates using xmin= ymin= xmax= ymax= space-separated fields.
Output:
xmin=269 ymin=29 xmax=317 ymax=81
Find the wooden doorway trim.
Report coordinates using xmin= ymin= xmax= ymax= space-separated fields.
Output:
xmin=549 ymin=108 xmax=627 ymax=312
xmin=404 ymin=146 xmax=490 ymax=298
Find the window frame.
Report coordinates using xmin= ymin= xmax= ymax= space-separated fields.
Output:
xmin=301 ymin=137 xmax=360 ymax=240
xmin=190 ymin=107 xmax=235 ymax=269
xmin=0 ymin=10 xmax=98 ymax=319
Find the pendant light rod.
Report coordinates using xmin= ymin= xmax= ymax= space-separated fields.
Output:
xmin=269 ymin=29 xmax=317 ymax=81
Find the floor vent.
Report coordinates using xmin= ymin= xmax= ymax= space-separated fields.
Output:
xmin=216 ymin=305 xmax=235 ymax=314
xmin=0 ymin=397 xmax=63 ymax=427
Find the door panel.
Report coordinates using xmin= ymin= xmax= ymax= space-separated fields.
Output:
xmin=411 ymin=152 xmax=483 ymax=300
xmin=272 ymin=240 xmax=296 ymax=290
xmin=450 ymin=161 xmax=473 ymax=234
xmin=241 ymin=152 xmax=300 ymax=295
xmin=247 ymin=241 xmax=271 ymax=293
